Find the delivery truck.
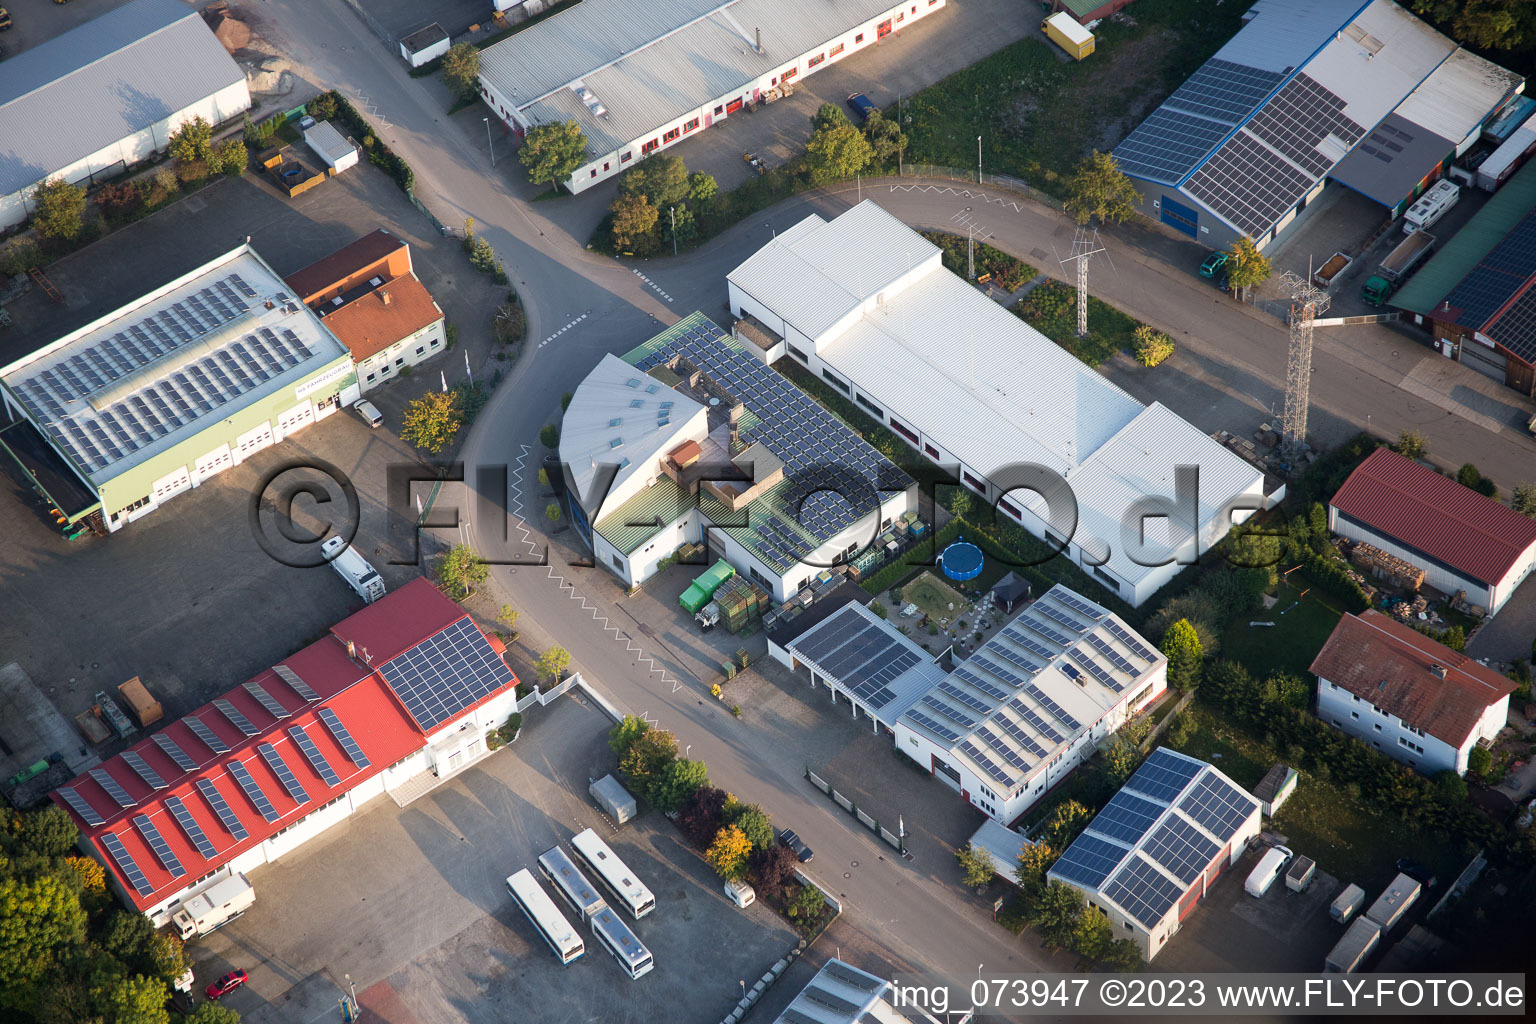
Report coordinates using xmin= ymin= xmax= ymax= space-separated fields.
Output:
xmin=320 ymin=536 xmax=386 ymax=603
xmin=172 ymin=873 xmax=255 ymax=940
xmin=1042 ymin=11 xmax=1094 ymax=60
xmin=1362 ymin=230 xmax=1435 ymax=305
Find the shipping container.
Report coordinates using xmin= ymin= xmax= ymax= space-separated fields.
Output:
xmin=117 ymin=676 xmax=163 ymax=728
xmin=1042 ymin=11 xmax=1094 ymax=59
xmin=1325 ymin=917 xmax=1380 ymax=973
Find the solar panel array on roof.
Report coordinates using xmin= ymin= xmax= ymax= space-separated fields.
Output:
xmin=787 ymin=606 xmax=920 ymax=708
xmin=273 ymin=664 xmax=322 ymax=703
xmin=214 ymin=699 xmax=259 ymax=737
xmin=1114 ymin=59 xmax=1285 ymax=183
xmin=133 ymin=813 xmax=186 ymax=877
xmin=121 ymin=750 xmax=168 ymax=791
xmin=1128 ymin=748 xmax=1205 ymax=802
xmin=90 ymin=767 xmax=135 ymax=808
xmin=195 ymin=778 xmax=248 ymax=841
xmin=1103 ymin=853 xmax=1185 ymax=929
xmin=377 ymin=617 xmax=515 ymax=731
xmin=100 ymin=831 xmax=154 ymax=897
xmin=185 ymin=715 xmax=230 ymax=755
xmin=1445 ymin=214 xmax=1536 ymax=330
xmin=287 ymin=725 xmax=342 ymax=787
xmin=1091 ymin=789 xmax=1166 ymax=844
xmin=821 ymin=960 xmax=882 ymax=993
xmin=244 ymin=681 xmax=291 ymax=721
xmin=1488 ymin=280 xmax=1536 ymax=363
xmin=1177 ymin=772 xmax=1258 ymax=842
xmin=1051 ymin=832 xmax=1128 ymax=888
xmin=258 ymin=743 xmax=310 ymax=804
xmin=228 ymin=760 xmax=280 ymax=823
xmin=1245 ymin=74 xmax=1363 ymax=177
xmin=59 ymin=786 xmax=106 ymax=827
xmin=316 ymin=707 xmax=371 ymax=768
xmin=1185 ymin=131 xmax=1316 ymax=238
xmin=152 ymin=734 xmax=200 ymax=774
xmin=1143 ymin=816 xmax=1221 ymax=885
xmin=165 ymin=795 xmax=218 ymax=860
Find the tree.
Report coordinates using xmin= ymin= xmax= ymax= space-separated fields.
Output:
xmin=1263 ymin=672 xmax=1310 ymax=710
xmin=1395 ymin=430 xmax=1428 ymax=458
xmin=661 ymin=204 xmax=697 ymax=248
xmin=863 ymin=111 xmax=905 ymax=165
xmin=535 ymin=646 xmax=571 ymax=683
xmin=679 ymin=785 xmax=728 ymax=846
xmin=1100 ymin=938 xmax=1144 ymax=971
xmin=1467 ymin=744 xmax=1492 ymax=780
xmin=433 ymin=544 xmax=488 ymax=597
xmin=788 ymin=883 xmax=825 ymax=919
xmin=10 ymin=805 xmax=80 ymax=859
xmin=1132 ymin=325 xmax=1174 ymax=367
xmin=441 ymin=42 xmax=481 ymax=99
xmin=1224 ymin=236 xmax=1272 ymax=297
xmin=811 ymin=102 xmax=850 ymax=134
xmin=652 ymin=758 xmax=709 ymax=814
xmin=539 ymin=423 xmax=560 ymax=449
xmin=1015 ymin=842 xmax=1057 ymax=896
xmin=804 ymin=122 xmax=873 ymax=184
xmin=0 ymin=876 xmax=87 ymax=1001
xmin=1033 ymin=882 xmax=1085 ymax=947
xmin=100 ymin=908 xmax=154 ymax=966
xmin=1407 ymin=0 xmax=1536 ymax=50
xmin=706 ymin=825 xmax=752 ymax=880
xmin=545 ymin=502 xmax=562 ymax=522
xmin=609 ymin=191 xmax=660 ymax=254
xmin=1512 ymin=483 xmax=1536 ymax=518
xmin=101 ymin=974 xmax=170 ymax=1024
xmin=749 ymin=843 xmax=798 ymax=900
xmin=95 ymin=181 xmax=142 ymax=221
xmin=31 ymin=178 xmax=87 ymax=241
xmin=188 ymin=1003 xmax=243 ymax=1024
xmin=63 ymin=855 xmax=105 ymax=895
xmin=519 ymin=121 xmax=588 ymax=187
xmin=1040 ymin=800 xmax=1092 ymax=851
xmin=618 ymin=727 xmax=677 ymax=802
xmin=1102 ymin=739 xmax=1142 ymax=786
xmin=956 ymin=843 xmax=995 ymax=890
xmin=168 ymin=116 xmax=214 ymax=164
xmin=497 ymin=604 xmax=519 ymax=630
xmin=620 ymin=155 xmax=689 ymax=210
xmin=400 ymin=390 xmax=462 ymax=454
xmin=609 ymin=713 xmax=650 ymax=759
xmin=725 ymin=803 xmax=774 ymax=852
xmin=1062 ymin=150 xmax=1139 ymax=226
xmin=1161 ymin=618 xmax=1204 ymax=691
xmin=213 ymin=138 xmax=249 ymax=176
xmin=687 ymin=171 xmax=718 ymax=205
xmin=145 ymin=932 xmax=190 ymax=986
xmin=1433 ymin=768 xmax=1468 ymax=802
xmin=1071 ymin=906 xmax=1113 ymax=960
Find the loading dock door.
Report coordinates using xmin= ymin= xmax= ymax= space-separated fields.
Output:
xmin=726 ymin=98 xmax=743 ymax=114
xmin=1458 ymin=340 xmax=1508 ymax=381
xmin=877 ymin=19 xmax=892 ymax=40
xmin=1161 ymin=195 xmax=1199 ymax=237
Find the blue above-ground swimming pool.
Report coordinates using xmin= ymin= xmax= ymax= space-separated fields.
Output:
xmin=940 ymin=537 xmax=983 ymax=582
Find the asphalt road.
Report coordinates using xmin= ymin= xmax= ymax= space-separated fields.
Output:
xmin=243 ymin=0 xmax=1536 ymax=993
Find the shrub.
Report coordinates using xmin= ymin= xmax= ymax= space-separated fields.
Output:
xmin=1132 ymin=325 xmax=1174 ymax=367
xmin=1395 ymin=430 xmax=1428 ymax=457
xmin=1467 ymin=744 xmax=1492 ymax=780
xmin=0 ymin=237 xmax=44 ymax=276
xmin=539 ymin=424 xmax=560 ymax=449
xmin=95 ymin=181 xmax=142 ymax=221
xmin=174 ymin=159 xmax=209 ymax=184
xmin=32 ymin=177 xmax=88 ymax=240
xmin=706 ymin=825 xmax=752 ymax=880
xmin=545 ymin=502 xmax=561 ymax=522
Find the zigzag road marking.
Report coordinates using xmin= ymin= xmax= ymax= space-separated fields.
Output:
xmin=354 ymin=90 xmax=392 ymax=128
xmin=631 ymin=268 xmax=674 ymax=303
xmin=888 ymin=183 xmax=1024 ymax=213
xmin=538 ymin=312 xmax=588 ymax=349
xmin=507 ymin=445 xmax=685 ymax=694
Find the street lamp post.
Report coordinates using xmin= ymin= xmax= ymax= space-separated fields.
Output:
xmin=670 ymin=206 xmax=678 ymax=257
xmin=739 ymin=980 xmax=746 ymax=1002
xmin=483 ymin=118 xmax=496 ymax=167
xmin=977 ymin=135 xmax=982 ymax=184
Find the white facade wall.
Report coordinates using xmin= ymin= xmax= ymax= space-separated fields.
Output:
xmin=1317 ymin=677 xmax=1507 ymax=775
xmin=401 ymin=35 xmax=451 ymax=68
xmin=1328 ymin=507 xmax=1497 ymax=610
xmin=0 ymin=80 xmax=252 ymax=230
xmin=355 ymin=317 xmax=448 ymax=393
xmin=488 ymin=0 xmax=946 ymax=194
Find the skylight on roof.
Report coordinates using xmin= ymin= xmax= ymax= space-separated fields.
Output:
xmin=629 ymin=399 xmax=644 ymax=408
xmin=645 ymin=384 xmax=659 ymax=394
xmin=609 ymin=437 xmax=623 ymax=448
xmin=618 ymin=457 xmax=631 ymax=469
xmin=626 ymin=378 xmax=641 ymax=388
xmin=609 ymin=418 xmax=622 ymax=427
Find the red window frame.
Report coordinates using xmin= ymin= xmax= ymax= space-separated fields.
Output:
xmin=808 ymin=53 xmax=825 ymax=68
xmin=621 ymin=151 xmax=633 ymax=163
xmin=682 ymin=117 xmax=700 ymax=134
xmin=829 ymin=43 xmax=844 ymax=57
xmin=663 ymin=127 xmax=680 ymax=143
xmin=962 ymin=471 xmax=986 ymax=493
xmin=642 ymin=139 xmax=659 ymax=154
xmin=855 ymin=32 xmax=864 ymax=44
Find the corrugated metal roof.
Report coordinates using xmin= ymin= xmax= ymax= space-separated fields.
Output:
xmin=1310 ymin=610 xmax=1516 ymax=746
xmin=1392 ymin=160 xmax=1536 ymax=315
xmin=1217 ymin=0 xmax=1369 ymax=74
xmin=0 ymin=0 xmax=247 ymax=197
xmin=1329 ymin=112 xmax=1455 ymax=207
xmin=1392 ymin=47 xmax=1523 ymax=149
xmin=483 ymin=0 xmax=929 ymax=160
xmin=1303 ymin=0 xmax=1454 ymax=127
xmin=593 ymin=473 xmax=695 ymax=555
xmin=1329 ymin=447 xmax=1536 ymax=584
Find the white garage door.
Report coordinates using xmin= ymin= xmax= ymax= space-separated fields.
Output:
xmin=275 ymin=401 xmax=314 ymax=441
xmin=191 ymin=444 xmax=233 ymax=485
xmin=151 ymin=466 xmax=191 ymax=504
xmin=1459 ymin=341 xmax=1507 ymax=382
xmin=233 ymin=422 xmax=274 ymax=464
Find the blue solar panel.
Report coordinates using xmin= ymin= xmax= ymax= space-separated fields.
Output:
xmin=905 ymin=709 xmax=960 ymax=744
xmin=100 ymin=831 xmax=154 ymax=896
xmin=1103 ymin=854 xmax=1185 ymax=929
xmin=195 ymin=778 xmax=249 ymax=841
xmin=378 ymin=618 xmax=516 ymax=731
xmin=1091 ymin=789 xmax=1166 ymax=845
xmin=1144 ymin=817 xmax=1220 ymax=885
xmin=1445 ymin=212 xmax=1536 ymax=330
xmin=1052 ymin=833 xmax=1128 ymax=888
xmin=1177 ymin=773 xmax=1258 ymax=842
xmin=165 ymin=796 xmax=218 ymax=860
xmin=1116 ymin=108 xmax=1234 ymax=183
xmin=133 ymin=814 xmax=186 ymax=877
xmin=1128 ymin=749 xmax=1204 ymax=802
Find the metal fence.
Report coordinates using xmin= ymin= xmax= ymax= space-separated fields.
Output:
xmin=514 ymin=675 xmax=577 ymax=713
xmin=804 ymin=766 xmax=904 ymax=853
xmin=409 ymin=188 xmax=450 ymax=236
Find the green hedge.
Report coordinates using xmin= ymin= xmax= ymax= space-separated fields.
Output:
xmin=327 ymin=92 xmax=415 ymax=193
xmin=1300 ymin=547 xmax=1370 ymax=612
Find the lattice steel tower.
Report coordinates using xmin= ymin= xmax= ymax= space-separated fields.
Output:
xmin=1060 ymin=229 xmax=1105 ymax=338
xmin=1279 ymin=268 xmax=1330 ymax=466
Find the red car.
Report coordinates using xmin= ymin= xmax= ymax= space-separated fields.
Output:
xmin=206 ymin=970 xmax=248 ymax=1000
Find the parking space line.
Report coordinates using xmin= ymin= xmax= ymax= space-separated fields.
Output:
xmin=631 ymin=268 xmax=674 ymax=303
xmin=537 ymin=312 xmax=588 ymax=348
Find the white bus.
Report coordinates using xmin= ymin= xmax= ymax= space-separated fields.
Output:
xmin=570 ymin=828 xmax=656 ymax=920
xmin=537 ymin=844 xmax=607 ymax=920
xmin=590 ymin=905 xmax=654 ymax=980
xmin=505 ymin=869 xmax=584 ymax=965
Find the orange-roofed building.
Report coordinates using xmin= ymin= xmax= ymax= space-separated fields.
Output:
xmin=285 ymin=230 xmax=446 ymax=393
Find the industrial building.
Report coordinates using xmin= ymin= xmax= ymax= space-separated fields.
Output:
xmin=0 ymin=0 xmax=251 ymax=229
xmin=285 ymin=231 xmax=447 ymax=394
xmin=51 ymin=578 xmax=522 ymax=926
xmin=0 ymin=244 xmax=358 ymax=534
xmin=558 ymin=313 xmax=915 ymax=602
xmin=773 ymin=957 xmax=948 ymax=1024
xmin=1048 ymin=748 xmax=1262 ymax=961
xmin=1328 ymin=447 xmax=1536 ymax=615
xmin=894 ymin=584 xmax=1166 ymax=824
xmin=1312 ymin=610 xmax=1515 ymax=776
xmin=476 ymin=0 xmax=946 ymax=193
xmin=726 ymin=200 xmax=1270 ymax=607
xmin=1113 ymin=0 xmax=1521 ymax=251
xmin=1389 ymin=161 xmax=1536 ymax=395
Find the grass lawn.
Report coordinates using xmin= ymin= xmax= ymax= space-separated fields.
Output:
xmin=1221 ymin=582 xmax=1345 ymax=678
xmin=1013 ymin=280 xmax=1141 ymax=368
xmin=902 ymin=572 xmax=972 ymax=624
xmin=1166 ymin=706 xmax=1467 ymax=893
xmin=900 ymin=0 xmax=1250 ymax=195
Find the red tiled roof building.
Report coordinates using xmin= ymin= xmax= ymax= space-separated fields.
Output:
xmin=53 ymin=579 xmax=521 ymax=923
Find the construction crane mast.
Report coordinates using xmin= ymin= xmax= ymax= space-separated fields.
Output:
xmin=1279 ymin=268 xmax=1330 ymax=466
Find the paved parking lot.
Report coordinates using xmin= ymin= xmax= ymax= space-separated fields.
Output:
xmin=0 ymin=0 xmax=127 ymax=59
xmin=1158 ymin=846 xmax=1342 ymax=973
xmin=0 ymin=163 xmax=511 ymax=740
xmin=194 ymin=695 xmax=798 ymax=1024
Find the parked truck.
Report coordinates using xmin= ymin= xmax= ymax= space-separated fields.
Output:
xmin=1403 ymin=180 xmax=1459 ymax=233
xmin=1042 ymin=11 xmax=1095 ymax=60
xmin=1362 ymin=230 xmax=1435 ymax=306
xmin=1330 ymin=882 xmax=1366 ymax=923
xmin=172 ymin=873 xmax=255 ymax=940
xmin=1311 ymin=251 xmax=1352 ymax=289
xmin=320 ymin=536 xmax=386 ymax=603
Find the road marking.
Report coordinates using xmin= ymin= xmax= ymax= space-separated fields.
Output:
xmin=353 ymin=90 xmax=391 ymax=128
xmin=506 ymin=444 xmax=686 ymax=694
xmin=538 ymin=312 xmax=588 ymax=349
xmin=889 ymin=183 xmax=1025 ymax=214
xmin=631 ymin=268 xmax=674 ymax=303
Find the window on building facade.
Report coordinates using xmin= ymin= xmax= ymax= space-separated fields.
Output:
xmin=642 ymin=139 xmax=659 ymax=154
xmin=612 ymin=554 xmax=624 ymax=571
xmin=590 ymin=169 xmax=597 ymax=178
xmin=889 ymin=417 xmax=918 ymax=443
xmin=714 ymin=105 xmax=724 ymax=115
xmin=683 ymin=117 xmax=700 ymax=133
xmin=830 ymin=43 xmax=844 ymax=57
xmin=430 ymin=337 xmax=440 ymax=347
xmin=962 ymin=471 xmax=986 ymax=493
xmin=998 ymin=499 xmax=1020 ymax=519
xmin=787 ymin=344 xmax=808 ymax=362
xmin=809 ymin=53 xmax=826 ymax=68
xmin=621 ymin=151 xmax=633 ymax=163
xmin=822 ymin=369 xmax=850 ymax=393
xmin=663 ymin=127 xmax=680 ymax=143
xmin=603 ymin=162 xmax=610 ymax=171
xmin=855 ymin=393 xmax=882 ymax=417
xmin=416 ymin=346 xmax=426 ymax=356
xmin=855 ymin=33 xmax=864 ymax=43
xmin=1092 ymin=566 xmax=1119 ymax=591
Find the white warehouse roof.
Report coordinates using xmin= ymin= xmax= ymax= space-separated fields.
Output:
xmin=1391 ymin=47 xmax=1524 ymax=149
xmin=0 ymin=0 xmax=246 ymax=197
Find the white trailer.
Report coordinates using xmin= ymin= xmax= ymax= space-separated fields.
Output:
xmin=321 ymin=536 xmax=386 ymax=603
xmin=172 ymin=873 xmax=255 ymax=940
xmin=1403 ymin=180 xmax=1459 ymax=232
xmin=1325 ymin=917 xmax=1380 ymax=973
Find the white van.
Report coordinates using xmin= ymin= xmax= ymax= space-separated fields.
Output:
xmin=1244 ymin=845 xmax=1293 ymax=898
xmin=723 ymin=880 xmax=756 ymax=908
